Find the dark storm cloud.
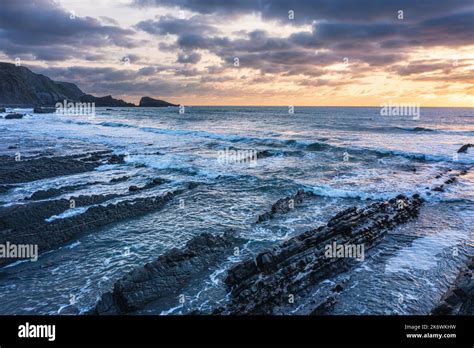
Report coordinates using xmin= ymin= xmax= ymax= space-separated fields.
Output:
xmin=34 ymin=65 xmax=208 ymax=97
xmin=290 ymin=10 xmax=474 ymax=50
xmin=176 ymin=34 xmax=231 ymax=50
xmin=176 ymin=51 xmax=201 ymax=64
xmin=410 ymin=10 xmax=474 ymax=47
xmin=150 ymin=1 xmax=472 ymax=78
xmin=0 ymin=39 xmax=75 ymax=61
xmin=173 ymin=29 xmax=292 ymax=54
xmin=173 ymin=67 xmax=202 ymax=76
xmin=138 ymin=65 xmax=169 ymax=75
xmin=0 ymin=0 xmax=137 ymax=61
xmin=36 ymin=66 xmax=139 ymax=84
xmin=133 ymin=0 xmax=473 ymax=23
xmin=135 ymin=15 xmax=217 ymax=36
xmin=133 ymin=0 xmax=473 ymax=61
xmin=233 ymin=30 xmax=293 ymax=52
xmin=167 ymin=27 xmax=407 ymax=76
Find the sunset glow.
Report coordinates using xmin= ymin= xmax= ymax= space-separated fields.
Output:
xmin=1 ymin=0 xmax=473 ymax=106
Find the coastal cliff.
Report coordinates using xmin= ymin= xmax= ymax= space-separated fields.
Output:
xmin=0 ymin=62 xmax=176 ymax=108
xmin=0 ymin=62 xmax=84 ymax=106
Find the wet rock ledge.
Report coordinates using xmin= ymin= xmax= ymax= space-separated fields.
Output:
xmin=93 ymin=189 xmax=315 ymax=314
xmin=0 ymin=150 xmax=123 ymax=185
xmin=0 ymin=182 xmax=199 ymax=267
xmin=256 ymin=189 xmax=315 ymax=223
xmin=432 ymin=256 xmax=474 ymax=315
xmin=217 ymin=194 xmax=423 ymax=314
xmin=94 ymin=231 xmax=239 ymax=315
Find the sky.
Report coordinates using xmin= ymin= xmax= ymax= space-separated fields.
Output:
xmin=0 ymin=0 xmax=473 ymax=106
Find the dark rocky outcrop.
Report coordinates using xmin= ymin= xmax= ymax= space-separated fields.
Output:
xmin=26 ymin=175 xmax=139 ymax=200
xmin=457 ymin=144 xmax=473 ymax=153
xmin=0 ymin=182 xmax=200 ymax=266
xmin=27 ymin=184 xmax=91 ymax=201
xmin=0 ymin=194 xmax=118 ymax=232
xmin=0 ymin=107 xmax=6 ymax=112
xmin=92 ymin=187 xmax=316 ymax=315
xmin=0 ymin=151 xmax=114 ymax=184
xmin=432 ymin=257 xmax=474 ymax=315
xmin=256 ymin=150 xmax=272 ymax=159
xmin=139 ymin=96 xmax=178 ymax=107
xmin=0 ymin=185 xmax=14 ymax=194
xmin=109 ymin=176 xmax=129 ymax=183
xmin=0 ymin=62 xmax=178 ymax=108
xmin=78 ymin=94 xmax=135 ymax=107
xmin=128 ymin=178 xmax=166 ymax=192
xmin=431 ymin=169 xmax=467 ymax=192
xmin=0 ymin=62 xmax=85 ymax=106
xmin=4 ymin=113 xmax=24 ymax=119
xmin=107 ymin=154 xmax=126 ymax=164
xmin=218 ymin=194 xmax=423 ymax=314
xmin=257 ymin=189 xmax=315 ymax=223
xmin=33 ymin=107 xmax=56 ymax=113
xmin=94 ymin=231 xmax=238 ymax=315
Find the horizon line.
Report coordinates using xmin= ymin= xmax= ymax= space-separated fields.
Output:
xmin=124 ymin=104 xmax=474 ymax=108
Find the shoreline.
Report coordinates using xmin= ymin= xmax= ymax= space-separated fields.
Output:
xmin=0 ymin=113 xmax=472 ymax=315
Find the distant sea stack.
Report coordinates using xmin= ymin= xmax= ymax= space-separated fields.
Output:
xmin=79 ymin=94 xmax=135 ymax=107
xmin=139 ymin=96 xmax=178 ymax=107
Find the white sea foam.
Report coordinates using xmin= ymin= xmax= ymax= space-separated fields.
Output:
xmin=45 ymin=207 xmax=89 ymax=222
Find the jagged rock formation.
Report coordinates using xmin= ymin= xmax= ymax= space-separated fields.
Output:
xmin=139 ymin=96 xmax=178 ymax=107
xmin=0 ymin=148 xmax=200 ymax=266
xmin=33 ymin=107 xmax=56 ymax=113
xmin=0 ymin=62 xmax=175 ymax=108
xmin=27 ymin=183 xmax=98 ymax=201
xmin=78 ymin=94 xmax=135 ymax=107
xmin=109 ymin=176 xmax=129 ymax=183
xmin=457 ymin=144 xmax=473 ymax=153
xmin=92 ymin=188 xmax=317 ymax=315
xmin=0 ymin=151 xmax=112 ymax=184
xmin=0 ymin=182 xmax=199 ymax=267
xmin=4 ymin=113 xmax=24 ymax=119
xmin=94 ymin=231 xmax=238 ymax=314
xmin=218 ymin=194 xmax=423 ymax=314
xmin=128 ymin=178 xmax=166 ymax=192
xmin=0 ymin=62 xmax=84 ymax=106
xmin=432 ymin=257 xmax=474 ymax=315
xmin=257 ymin=189 xmax=315 ymax=223
xmin=431 ymin=168 xmax=469 ymax=192
xmin=0 ymin=194 xmax=119 ymax=232
xmin=107 ymin=154 xmax=126 ymax=164
xmin=256 ymin=150 xmax=272 ymax=159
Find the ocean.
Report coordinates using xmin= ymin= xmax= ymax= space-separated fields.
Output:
xmin=0 ymin=106 xmax=472 ymax=315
